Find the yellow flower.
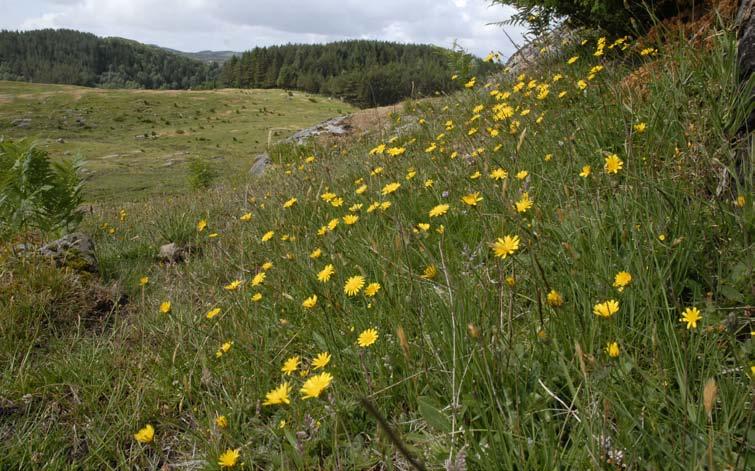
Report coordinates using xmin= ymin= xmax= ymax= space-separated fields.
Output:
xmin=215 ymin=415 xmax=228 ymax=429
xmin=577 ymin=80 xmax=587 ymax=90
xmin=461 ymin=192 xmax=483 ymax=206
xmin=429 ymin=204 xmax=449 ymax=218
xmin=604 ymin=154 xmax=624 ymax=174
xmin=567 ymin=55 xmax=579 ymax=64
xmin=312 ymin=352 xmax=331 ymax=370
xmin=251 ymin=292 xmax=263 ymax=302
xmin=680 ymin=307 xmax=702 ymax=330
xmin=406 ymin=169 xmax=417 ymax=180
xmin=261 ymin=230 xmax=274 ymax=242
xmin=159 ymin=301 xmax=171 ymax=314
xmin=369 ymin=144 xmax=386 ymax=155
xmin=492 ymin=235 xmax=520 ymax=259
xmin=239 ymin=212 xmax=252 ymax=221
xmin=470 ymin=171 xmax=482 ymax=180
xmin=379 ymin=201 xmax=392 ymax=211
xmin=386 ymin=147 xmax=406 ymax=157
xmin=302 ymin=295 xmax=318 ymax=309
xmin=505 ymin=275 xmax=516 ymax=287
xmin=515 ymin=193 xmax=533 ymax=213
xmin=283 ymin=197 xmax=297 ymax=208
xmin=421 ymin=264 xmax=438 ymax=280
xmin=263 ymin=382 xmax=291 ymax=406
xmin=134 ymin=424 xmax=154 ymax=443
xmin=515 ymin=170 xmax=529 ymax=180
xmin=593 ymin=300 xmax=620 ymax=318
xmin=490 ymin=168 xmax=508 ymax=180
xmin=355 ymin=184 xmax=368 ymax=195
xmin=658 ymin=233 xmax=666 ymax=241
xmin=735 ymin=195 xmax=746 ymax=207
xmin=282 ymin=356 xmax=300 ymax=375
xmin=218 ymin=448 xmax=240 ymax=468
xmin=224 ymin=280 xmax=242 ymax=291
xmin=251 ymin=272 xmax=266 ymax=286
xmin=300 ymin=372 xmax=333 ymax=399
xmin=327 ymin=218 xmax=339 ymax=231
xmin=197 ymin=219 xmax=207 ymax=232
xmin=424 ymin=179 xmax=434 ymax=188
xmin=358 ymin=328 xmax=379 ymax=347
xmin=464 ymin=77 xmax=476 ymax=88
xmin=613 ymin=271 xmax=632 ymax=292
xmin=579 ymin=165 xmax=591 ymax=177
xmin=318 ymin=264 xmax=335 ymax=283
xmin=261 ymin=261 xmax=273 ymax=271
xmin=416 ymin=223 xmax=430 ymax=232
xmin=364 ymin=282 xmax=381 ymax=297
xmin=546 ymin=290 xmax=563 ymax=307
xmin=381 ymin=182 xmax=401 ymax=196
xmin=215 ymin=341 xmax=233 ymax=358
xmin=633 ymin=122 xmax=647 ymax=133
xmin=206 ymin=307 xmax=221 ymax=319
xmin=321 ymin=192 xmax=337 ymax=202
xmin=343 ymin=215 xmax=359 ymax=225
xmin=310 ymin=248 xmax=322 ymax=259
xmin=605 ymin=342 xmax=620 ymax=358
xmin=344 ymin=275 xmax=365 ymax=296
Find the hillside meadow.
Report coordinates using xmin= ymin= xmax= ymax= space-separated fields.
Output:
xmin=0 ymin=81 xmax=353 ymax=201
xmin=1 ymin=22 xmax=753 ymax=471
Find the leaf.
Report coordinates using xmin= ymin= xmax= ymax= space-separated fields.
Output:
xmin=417 ymin=396 xmax=451 ymax=433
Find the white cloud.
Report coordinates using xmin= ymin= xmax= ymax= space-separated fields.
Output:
xmin=2 ymin=0 xmax=524 ymax=57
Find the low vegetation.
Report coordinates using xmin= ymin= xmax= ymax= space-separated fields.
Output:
xmin=0 ymin=12 xmax=752 ymax=471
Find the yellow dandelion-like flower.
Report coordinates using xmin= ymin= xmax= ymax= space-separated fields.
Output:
xmin=421 ymin=264 xmax=438 ymax=280
xmin=593 ymin=300 xmax=620 ymax=318
xmin=461 ymin=192 xmax=483 ymax=206
xmin=605 ymin=342 xmax=620 ymax=358
xmin=424 ymin=179 xmax=434 ymax=188
xmin=282 ymin=356 xmax=300 ymax=375
xmin=344 ymin=275 xmax=365 ymax=296
xmin=251 ymin=272 xmax=266 ymax=286
xmin=613 ymin=271 xmax=632 ymax=292
xmin=343 ymin=215 xmax=359 ymax=225
xmin=197 ymin=219 xmax=207 ymax=232
xmin=318 ymin=264 xmax=335 ymax=283
xmin=261 ymin=261 xmax=273 ymax=271
xmin=577 ymin=80 xmax=587 ymax=90
xmin=492 ymin=235 xmax=520 ymax=259
xmin=567 ymin=55 xmax=579 ymax=64
xmin=417 ymin=223 xmax=430 ymax=232
xmin=358 ymin=328 xmax=379 ymax=347
xmin=633 ymin=122 xmax=647 ymax=133
xmin=215 ymin=415 xmax=228 ymax=429
xmin=546 ymin=290 xmax=563 ymax=307
xmin=330 ymin=197 xmax=344 ymax=207
xmin=515 ymin=193 xmax=534 ymax=213
xmin=139 ymin=276 xmax=149 ymax=286
xmin=251 ymin=292 xmax=262 ymax=302
xmin=263 ymin=382 xmax=291 ymax=406
xmin=680 ymin=307 xmax=702 ymax=330
xmin=327 ymin=218 xmax=339 ymax=231
xmin=470 ymin=171 xmax=481 ymax=180
xmin=310 ymin=248 xmax=322 ymax=259
xmin=224 ymin=279 xmax=242 ymax=291
xmin=283 ymin=197 xmax=297 ymax=208
xmin=215 ymin=341 xmax=233 ymax=358
xmin=604 ymin=154 xmax=624 ymax=174
xmin=206 ymin=307 xmax=221 ymax=319
xmin=369 ymin=144 xmax=386 ymax=155
xmin=579 ymin=165 xmax=591 ymax=177
xmin=355 ymin=184 xmax=368 ymax=195
xmin=364 ymin=282 xmax=381 ymax=297
xmin=429 ymin=204 xmax=449 ymax=218
xmin=240 ymin=212 xmax=252 ymax=221
xmin=312 ymin=352 xmax=331 ymax=370
xmin=515 ymin=170 xmax=529 ymax=180
xmin=302 ymin=295 xmax=318 ymax=309
xmin=300 ymin=372 xmax=333 ymax=399
xmin=218 ymin=449 xmax=240 ymax=468
xmin=490 ymin=168 xmax=508 ymax=180
xmin=261 ymin=230 xmax=274 ymax=242
xmin=159 ymin=301 xmax=171 ymax=314
xmin=134 ymin=424 xmax=154 ymax=443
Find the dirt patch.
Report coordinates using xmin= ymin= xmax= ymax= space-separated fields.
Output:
xmin=643 ymin=0 xmax=739 ymax=48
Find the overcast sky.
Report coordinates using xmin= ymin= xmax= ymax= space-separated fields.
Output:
xmin=0 ymin=0 xmax=525 ymax=58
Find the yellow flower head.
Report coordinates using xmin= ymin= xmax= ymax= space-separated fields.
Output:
xmin=605 ymin=342 xmax=620 ymax=358
xmin=318 ymin=264 xmax=335 ymax=283
xmin=240 ymin=212 xmax=252 ymax=221
xmin=680 ymin=306 xmax=702 ymax=330
xmin=310 ymin=248 xmax=322 ymax=259
xmin=613 ymin=271 xmax=632 ymax=292
xmin=197 ymin=219 xmax=207 ymax=232
xmin=515 ymin=170 xmax=529 ymax=180
xmin=206 ymin=307 xmax=221 ymax=319
xmin=421 ymin=264 xmax=438 ymax=280
xmin=461 ymin=192 xmax=483 ymax=206
xmin=343 ymin=215 xmax=359 ymax=225
xmin=261 ymin=261 xmax=273 ymax=271
xmin=215 ymin=415 xmax=228 ymax=429
xmin=312 ymin=352 xmax=331 ymax=370
xmin=302 ymin=295 xmax=318 ymax=309
xmin=282 ymin=356 xmax=300 ymax=375
xmin=261 ymin=230 xmax=274 ymax=242
xmin=218 ymin=448 xmax=240 ymax=468
xmin=604 ymin=154 xmax=624 ymax=174
xmin=515 ymin=193 xmax=534 ymax=213
xmin=251 ymin=272 xmax=266 ymax=286
xmin=429 ymin=204 xmax=449 ymax=218
xmin=159 ymin=301 xmax=171 ymax=315
xmin=579 ymin=165 xmax=591 ymax=177
xmin=546 ymin=290 xmax=563 ymax=307
xmin=492 ymin=235 xmax=520 ymax=259
xmin=224 ymin=280 xmax=242 ymax=291
xmin=381 ymin=182 xmax=401 ymax=195
xmin=364 ymin=282 xmax=381 ymax=297
xmin=251 ymin=292 xmax=263 ymax=302
xmin=134 ymin=424 xmax=154 ymax=443
xmin=633 ymin=122 xmax=647 ymax=133
xmin=490 ymin=168 xmax=508 ymax=180
xmin=300 ymin=372 xmax=333 ymax=399
xmin=358 ymin=328 xmax=379 ymax=348
xmin=344 ymin=275 xmax=366 ymax=296
xmin=263 ymin=382 xmax=291 ymax=406
xmin=139 ymin=276 xmax=149 ymax=286
xmin=593 ymin=299 xmax=620 ymax=318
xmin=355 ymin=184 xmax=368 ymax=195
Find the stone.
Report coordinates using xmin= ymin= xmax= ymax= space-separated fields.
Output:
xmin=158 ymin=242 xmax=185 ymax=264
xmin=737 ymin=0 xmax=754 ymax=132
xmin=249 ymin=153 xmax=270 ymax=176
xmin=11 ymin=118 xmax=31 ymax=128
xmin=39 ymin=232 xmax=98 ymax=273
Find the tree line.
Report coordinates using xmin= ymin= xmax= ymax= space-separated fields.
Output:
xmin=219 ymin=40 xmax=497 ymax=107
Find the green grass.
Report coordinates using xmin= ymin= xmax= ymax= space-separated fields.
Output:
xmin=0 ymin=82 xmax=354 ymax=202
xmin=1 ymin=25 xmax=753 ymax=470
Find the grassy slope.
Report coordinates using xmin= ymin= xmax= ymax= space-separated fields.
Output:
xmin=1 ymin=27 xmax=753 ymax=469
xmin=0 ymin=82 xmax=353 ymax=202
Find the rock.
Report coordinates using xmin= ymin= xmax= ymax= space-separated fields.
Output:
xmin=737 ymin=0 xmax=754 ymax=132
xmin=56 ymin=138 xmax=65 ymax=143
xmin=285 ymin=116 xmax=351 ymax=144
xmin=249 ymin=153 xmax=270 ymax=176
xmin=11 ymin=118 xmax=31 ymax=128
xmin=501 ymin=24 xmax=580 ymax=79
xmin=39 ymin=233 xmax=98 ymax=273
xmin=158 ymin=243 xmax=185 ymax=264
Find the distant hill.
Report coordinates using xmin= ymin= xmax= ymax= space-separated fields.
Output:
xmin=219 ymin=40 xmax=498 ymax=107
xmin=0 ymin=29 xmax=219 ymax=89
xmin=159 ymin=47 xmax=240 ymax=64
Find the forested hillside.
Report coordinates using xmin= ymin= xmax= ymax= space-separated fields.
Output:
xmin=0 ymin=29 xmax=219 ymax=89
xmin=219 ymin=40 xmax=498 ymax=107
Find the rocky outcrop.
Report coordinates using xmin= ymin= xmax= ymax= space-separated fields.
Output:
xmin=39 ymin=233 xmax=98 ymax=273
xmin=285 ymin=116 xmax=351 ymax=144
xmin=249 ymin=153 xmax=270 ymax=176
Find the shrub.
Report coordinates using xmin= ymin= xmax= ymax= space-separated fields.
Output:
xmin=186 ymin=156 xmax=216 ymax=189
xmin=0 ymin=140 xmax=85 ymax=239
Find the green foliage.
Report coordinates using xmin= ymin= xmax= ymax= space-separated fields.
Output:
xmin=221 ymin=40 xmax=499 ymax=107
xmin=0 ymin=29 xmax=219 ymax=89
xmin=0 ymin=140 xmax=85 ymax=238
xmin=153 ymin=211 xmax=196 ymax=246
xmin=186 ymin=157 xmax=216 ymax=189
xmin=492 ymin=0 xmax=694 ymax=34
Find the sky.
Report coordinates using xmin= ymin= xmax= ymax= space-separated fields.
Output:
xmin=0 ymin=0 xmax=525 ymax=58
